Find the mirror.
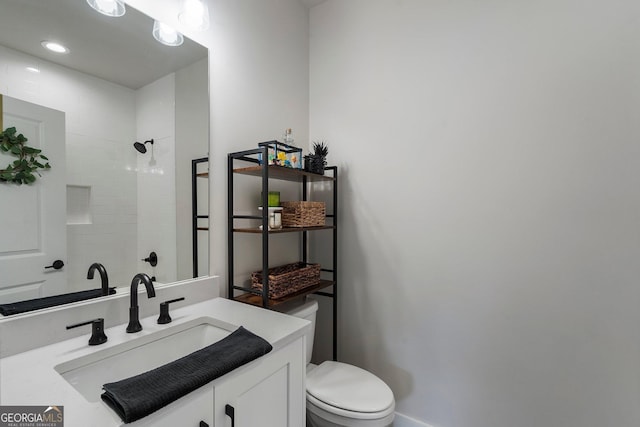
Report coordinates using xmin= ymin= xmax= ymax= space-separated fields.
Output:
xmin=0 ymin=0 xmax=209 ymax=308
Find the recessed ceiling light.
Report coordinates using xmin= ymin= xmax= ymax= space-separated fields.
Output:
xmin=152 ymin=21 xmax=184 ymax=47
xmin=86 ymin=0 xmax=126 ymax=17
xmin=41 ymin=41 xmax=70 ymax=54
xmin=26 ymin=67 xmax=40 ymax=73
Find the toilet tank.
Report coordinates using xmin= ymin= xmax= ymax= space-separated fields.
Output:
xmin=284 ymin=298 xmax=318 ymax=365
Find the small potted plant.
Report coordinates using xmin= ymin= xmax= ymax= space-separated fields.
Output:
xmin=305 ymin=141 xmax=328 ymax=175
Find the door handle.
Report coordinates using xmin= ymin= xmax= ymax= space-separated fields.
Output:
xmin=45 ymin=260 xmax=64 ymax=270
xmin=225 ymin=404 xmax=235 ymax=427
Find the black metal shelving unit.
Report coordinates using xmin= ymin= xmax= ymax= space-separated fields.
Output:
xmin=192 ymin=157 xmax=209 ymax=278
xmin=228 ymin=142 xmax=338 ymax=360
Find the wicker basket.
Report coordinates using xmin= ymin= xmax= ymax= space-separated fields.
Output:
xmin=281 ymin=201 xmax=325 ymax=227
xmin=251 ymin=262 xmax=321 ymax=299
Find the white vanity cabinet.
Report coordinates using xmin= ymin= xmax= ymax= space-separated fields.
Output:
xmin=128 ymin=337 xmax=305 ymax=427
xmin=214 ymin=338 xmax=305 ymax=427
xmin=0 ymin=298 xmax=309 ymax=427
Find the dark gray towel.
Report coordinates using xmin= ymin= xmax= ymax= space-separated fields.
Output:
xmin=101 ymin=326 xmax=273 ymax=423
xmin=0 ymin=288 xmax=116 ymax=316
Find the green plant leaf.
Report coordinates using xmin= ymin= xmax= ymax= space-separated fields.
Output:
xmin=1 ymin=126 xmax=51 ymax=185
xmin=3 ymin=127 xmax=16 ymax=137
xmin=23 ymin=146 xmax=40 ymax=154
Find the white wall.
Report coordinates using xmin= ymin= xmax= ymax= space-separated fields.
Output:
xmin=127 ymin=0 xmax=311 ymax=292
xmin=310 ymin=1 xmax=640 ymax=426
xmin=135 ymin=74 xmax=177 ymax=282
xmin=175 ymin=58 xmax=209 ymax=280
xmin=208 ymin=0 xmax=311 ymax=288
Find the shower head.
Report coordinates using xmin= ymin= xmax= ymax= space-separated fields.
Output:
xmin=134 ymin=142 xmax=146 ymax=153
xmin=134 ymin=139 xmax=154 ymax=154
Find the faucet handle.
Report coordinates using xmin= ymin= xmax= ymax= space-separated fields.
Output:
xmin=157 ymin=297 xmax=185 ymax=324
xmin=141 ymin=251 xmax=158 ymax=267
xmin=67 ymin=318 xmax=108 ymax=346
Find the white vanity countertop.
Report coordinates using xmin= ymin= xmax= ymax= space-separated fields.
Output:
xmin=0 ymin=297 xmax=310 ymax=426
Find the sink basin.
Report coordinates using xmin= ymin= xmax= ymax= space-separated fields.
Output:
xmin=54 ymin=317 xmax=235 ymax=402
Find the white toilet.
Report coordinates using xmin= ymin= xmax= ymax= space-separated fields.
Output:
xmin=285 ymin=299 xmax=395 ymax=427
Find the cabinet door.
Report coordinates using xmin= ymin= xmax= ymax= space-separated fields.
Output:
xmin=214 ymin=338 xmax=305 ymax=427
xmin=126 ymin=386 xmax=214 ymax=427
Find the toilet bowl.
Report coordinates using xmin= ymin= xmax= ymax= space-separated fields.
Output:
xmin=284 ymin=299 xmax=395 ymax=427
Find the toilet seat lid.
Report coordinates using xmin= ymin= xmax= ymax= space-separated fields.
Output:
xmin=306 ymin=361 xmax=394 ymax=414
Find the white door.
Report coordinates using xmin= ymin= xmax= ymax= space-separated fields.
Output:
xmin=0 ymin=96 xmax=67 ymax=303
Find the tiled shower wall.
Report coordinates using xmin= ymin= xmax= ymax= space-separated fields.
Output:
xmin=0 ymin=44 xmax=138 ymax=290
xmin=1 ymin=43 xmax=208 ymax=291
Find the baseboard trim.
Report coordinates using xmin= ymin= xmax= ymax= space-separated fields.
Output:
xmin=394 ymin=412 xmax=434 ymax=427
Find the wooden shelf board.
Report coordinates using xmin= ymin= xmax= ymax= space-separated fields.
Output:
xmin=233 ymin=280 xmax=335 ymax=308
xmin=234 ymin=225 xmax=335 ymax=234
xmin=196 ymin=172 xmax=208 ymax=177
xmin=233 ymin=165 xmax=334 ymax=182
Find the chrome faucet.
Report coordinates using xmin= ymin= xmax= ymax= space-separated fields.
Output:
xmin=87 ymin=263 xmax=109 ymax=296
xmin=126 ymin=273 xmax=156 ymax=333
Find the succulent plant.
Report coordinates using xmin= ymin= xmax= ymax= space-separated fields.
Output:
xmin=312 ymin=141 xmax=328 ymax=157
xmin=306 ymin=141 xmax=328 ymax=175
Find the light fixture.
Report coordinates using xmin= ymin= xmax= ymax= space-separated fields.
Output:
xmin=26 ymin=67 xmax=40 ymax=73
xmin=86 ymin=0 xmax=126 ymax=17
xmin=152 ymin=21 xmax=184 ymax=47
xmin=179 ymin=0 xmax=210 ymax=31
xmin=41 ymin=41 xmax=69 ymax=54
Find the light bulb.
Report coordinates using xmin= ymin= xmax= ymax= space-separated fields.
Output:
xmin=152 ymin=21 xmax=184 ymax=47
xmin=86 ymin=0 xmax=126 ymax=17
xmin=41 ymin=41 xmax=69 ymax=54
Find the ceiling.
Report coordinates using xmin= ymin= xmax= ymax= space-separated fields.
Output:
xmin=0 ymin=0 xmax=207 ymax=89
xmin=300 ymin=0 xmax=328 ymax=7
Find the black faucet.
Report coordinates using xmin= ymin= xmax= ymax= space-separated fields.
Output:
xmin=126 ymin=273 xmax=156 ymax=333
xmin=67 ymin=318 xmax=108 ymax=346
xmin=87 ymin=263 xmax=109 ymax=296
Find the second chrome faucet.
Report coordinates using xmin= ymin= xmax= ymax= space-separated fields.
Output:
xmin=126 ymin=273 xmax=156 ymax=333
